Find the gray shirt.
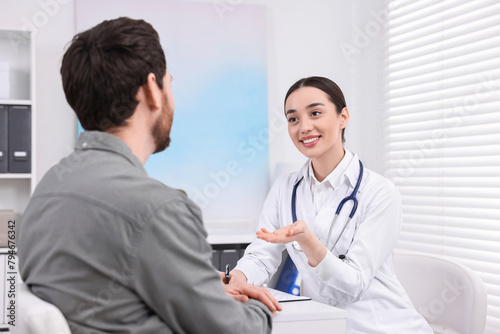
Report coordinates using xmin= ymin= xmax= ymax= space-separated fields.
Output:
xmin=19 ymin=131 xmax=272 ymax=334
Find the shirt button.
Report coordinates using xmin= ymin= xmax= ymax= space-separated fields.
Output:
xmin=82 ymin=142 xmax=88 ymax=148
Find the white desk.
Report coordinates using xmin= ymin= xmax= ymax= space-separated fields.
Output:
xmin=273 ymin=299 xmax=347 ymax=333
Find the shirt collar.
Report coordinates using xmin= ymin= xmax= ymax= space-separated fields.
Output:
xmin=307 ymin=149 xmax=355 ymax=189
xmin=75 ymin=131 xmax=146 ymax=173
xmin=343 ymin=151 xmax=362 ymax=190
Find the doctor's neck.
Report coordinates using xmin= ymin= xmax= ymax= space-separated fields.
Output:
xmin=311 ymin=148 xmax=345 ymax=183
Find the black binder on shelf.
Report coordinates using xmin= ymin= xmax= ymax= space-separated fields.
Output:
xmin=8 ymin=105 xmax=31 ymax=173
xmin=0 ymin=105 xmax=7 ymax=173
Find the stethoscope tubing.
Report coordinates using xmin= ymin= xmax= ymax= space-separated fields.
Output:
xmin=291 ymin=160 xmax=364 ymax=254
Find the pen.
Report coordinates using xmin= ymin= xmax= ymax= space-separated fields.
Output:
xmin=225 ymin=264 xmax=230 ymax=284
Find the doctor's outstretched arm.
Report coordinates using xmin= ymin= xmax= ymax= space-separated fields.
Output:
xmin=256 ymin=220 xmax=327 ymax=267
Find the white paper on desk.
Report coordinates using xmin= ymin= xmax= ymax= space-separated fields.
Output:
xmin=267 ymin=288 xmax=311 ymax=303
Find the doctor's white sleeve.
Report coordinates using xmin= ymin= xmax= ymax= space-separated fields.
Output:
xmin=310 ymin=178 xmax=403 ymax=305
xmin=235 ymin=177 xmax=287 ymax=286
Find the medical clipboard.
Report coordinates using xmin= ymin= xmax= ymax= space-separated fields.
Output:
xmin=266 ymin=287 xmax=311 ymax=303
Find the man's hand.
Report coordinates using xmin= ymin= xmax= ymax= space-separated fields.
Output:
xmin=223 ymin=282 xmax=282 ymax=313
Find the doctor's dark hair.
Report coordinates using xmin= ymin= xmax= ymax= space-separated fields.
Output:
xmin=60 ymin=17 xmax=166 ymax=131
xmin=284 ymin=76 xmax=347 ymax=143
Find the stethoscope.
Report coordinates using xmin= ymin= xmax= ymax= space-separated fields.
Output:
xmin=291 ymin=160 xmax=364 ymax=258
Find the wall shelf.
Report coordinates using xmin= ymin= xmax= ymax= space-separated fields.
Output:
xmin=0 ymin=99 xmax=32 ymax=106
xmin=0 ymin=27 xmax=36 ymax=211
xmin=0 ymin=174 xmax=32 ymax=179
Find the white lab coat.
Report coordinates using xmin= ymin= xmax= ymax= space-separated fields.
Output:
xmin=236 ymin=154 xmax=433 ymax=334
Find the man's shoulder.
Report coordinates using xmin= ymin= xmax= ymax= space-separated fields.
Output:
xmin=34 ymin=153 xmax=197 ymax=217
xmin=130 ymin=176 xmax=195 ymax=210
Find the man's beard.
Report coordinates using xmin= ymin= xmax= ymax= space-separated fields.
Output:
xmin=151 ymin=118 xmax=171 ymax=154
xmin=151 ymin=95 xmax=172 ymax=154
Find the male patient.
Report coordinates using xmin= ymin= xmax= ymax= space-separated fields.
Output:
xmin=18 ymin=17 xmax=280 ymax=333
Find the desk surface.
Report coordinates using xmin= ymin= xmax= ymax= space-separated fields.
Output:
xmin=273 ymin=299 xmax=347 ymax=322
xmin=272 ymin=295 xmax=347 ymax=334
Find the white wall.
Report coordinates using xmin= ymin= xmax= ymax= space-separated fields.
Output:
xmin=242 ymin=0 xmax=385 ymax=176
xmin=247 ymin=0 xmax=355 ymax=178
xmin=349 ymin=0 xmax=387 ymax=173
xmin=0 ymin=0 xmax=384 ymax=186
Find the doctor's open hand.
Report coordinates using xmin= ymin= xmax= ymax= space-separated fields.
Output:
xmin=256 ymin=221 xmax=327 ymax=267
xmin=256 ymin=220 xmax=309 ymax=244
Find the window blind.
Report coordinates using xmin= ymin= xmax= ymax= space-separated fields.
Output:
xmin=383 ymin=1 xmax=500 ymax=332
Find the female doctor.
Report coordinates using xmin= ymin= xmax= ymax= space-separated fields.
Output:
xmin=231 ymin=77 xmax=433 ymax=333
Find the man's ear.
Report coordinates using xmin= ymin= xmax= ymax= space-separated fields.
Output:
xmin=141 ymin=73 xmax=162 ymax=111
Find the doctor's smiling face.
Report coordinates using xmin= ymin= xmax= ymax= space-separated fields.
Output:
xmin=285 ymin=80 xmax=349 ymax=164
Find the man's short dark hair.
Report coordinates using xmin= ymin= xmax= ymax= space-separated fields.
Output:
xmin=61 ymin=17 xmax=166 ymax=131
